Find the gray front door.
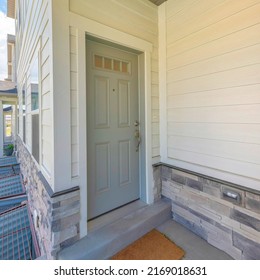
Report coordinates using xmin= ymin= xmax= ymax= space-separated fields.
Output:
xmin=87 ymin=39 xmax=140 ymax=219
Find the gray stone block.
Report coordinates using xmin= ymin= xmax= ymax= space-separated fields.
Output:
xmin=51 ymin=189 xmax=80 ymax=203
xmin=233 ymin=232 xmax=260 ymax=260
xmin=190 ymin=208 xmax=231 ymax=234
xmin=51 ymin=219 xmax=61 ymax=232
xmin=52 ymin=225 xmax=78 ymax=246
xmin=245 ymin=192 xmax=260 ymax=201
xmin=212 ymin=220 xmax=232 ymax=234
xmin=172 ymin=169 xmax=198 ymax=181
xmin=51 ymin=213 xmax=80 ymax=232
xmin=245 ymin=197 xmax=260 ymax=214
xmin=52 ymin=202 xmax=60 ymax=209
xmin=171 ymin=173 xmax=186 ymax=185
xmin=230 ymin=209 xmax=260 ymax=232
xmin=162 ymin=178 xmax=168 ymax=185
xmin=209 ymin=200 xmax=231 ymax=217
xmin=172 ymin=202 xmax=201 ymax=225
xmin=60 ymin=194 xmax=80 ymax=207
xmin=203 ymin=185 xmax=221 ymax=198
xmin=172 ymin=200 xmax=189 ymax=211
xmin=173 ymin=200 xmax=231 ymax=234
xmin=173 ymin=192 xmax=189 ymax=206
xmin=201 ymin=178 xmax=221 ymax=197
xmin=186 ymin=178 xmax=203 ymax=191
xmin=161 ymin=166 xmax=171 ymax=179
xmin=207 ymin=237 xmax=242 ymax=259
xmin=189 ymin=207 xmax=213 ymax=224
xmin=173 ymin=213 xmax=208 ymax=240
xmin=153 ymin=166 xmax=161 ymax=181
xmin=200 ymin=178 xmax=221 ymax=189
xmin=201 ymin=219 xmax=232 ymax=243
xmin=52 ymin=200 xmax=80 ymax=220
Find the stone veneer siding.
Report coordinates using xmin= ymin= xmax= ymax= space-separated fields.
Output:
xmin=16 ymin=137 xmax=80 ymax=259
xmin=157 ymin=164 xmax=260 ymax=260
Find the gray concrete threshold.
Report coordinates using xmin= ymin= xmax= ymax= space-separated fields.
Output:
xmin=58 ymin=198 xmax=172 ymax=260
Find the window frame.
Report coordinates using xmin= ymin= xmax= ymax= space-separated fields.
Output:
xmin=29 ymin=39 xmax=41 ymax=165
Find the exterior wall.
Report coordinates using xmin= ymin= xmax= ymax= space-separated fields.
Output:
xmin=159 ymin=0 xmax=260 ymax=260
xmin=69 ymin=0 xmax=160 ymax=159
xmin=161 ymin=165 xmax=260 ymax=259
xmin=16 ymin=0 xmax=53 ymax=186
xmin=162 ymin=0 xmax=260 ymax=191
xmin=17 ymin=136 xmax=80 ymax=259
xmin=13 ymin=0 xmax=260 ymax=259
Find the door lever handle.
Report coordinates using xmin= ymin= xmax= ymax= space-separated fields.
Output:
xmin=135 ymin=129 xmax=141 ymax=152
xmin=134 ymin=120 xmax=140 ymax=126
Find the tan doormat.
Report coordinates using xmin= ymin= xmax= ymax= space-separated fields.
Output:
xmin=111 ymin=229 xmax=185 ymax=260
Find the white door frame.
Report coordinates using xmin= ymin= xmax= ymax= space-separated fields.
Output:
xmin=70 ymin=13 xmax=154 ymax=237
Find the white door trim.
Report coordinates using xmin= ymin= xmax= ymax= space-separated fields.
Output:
xmin=71 ymin=13 xmax=153 ymax=237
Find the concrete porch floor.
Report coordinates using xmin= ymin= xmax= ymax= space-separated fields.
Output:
xmin=157 ymin=220 xmax=233 ymax=260
xmin=89 ymin=200 xmax=233 ymax=260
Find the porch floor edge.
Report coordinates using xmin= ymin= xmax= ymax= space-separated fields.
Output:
xmin=58 ymin=198 xmax=171 ymax=260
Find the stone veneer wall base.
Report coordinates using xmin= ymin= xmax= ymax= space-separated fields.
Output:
xmin=16 ymin=137 xmax=80 ymax=259
xmin=156 ymin=164 xmax=260 ymax=260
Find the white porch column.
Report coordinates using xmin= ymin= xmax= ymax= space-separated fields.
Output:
xmin=0 ymin=101 xmax=3 ymax=157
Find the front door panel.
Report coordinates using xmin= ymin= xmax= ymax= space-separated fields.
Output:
xmin=87 ymin=39 xmax=140 ymax=219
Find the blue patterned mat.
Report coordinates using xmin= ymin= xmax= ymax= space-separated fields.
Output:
xmin=0 ymin=204 xmax=40 ymax=260
xmin=0 ymin=175 xmax=25 ymax=199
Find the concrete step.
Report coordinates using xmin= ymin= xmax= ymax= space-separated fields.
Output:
xmin=58 ymin=198 xmax=171 ymax=260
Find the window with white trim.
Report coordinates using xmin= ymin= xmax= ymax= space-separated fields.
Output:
xmin=30 ymin=56 xmax=39 ymax=163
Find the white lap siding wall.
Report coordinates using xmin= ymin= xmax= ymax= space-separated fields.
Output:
xmin=160 ymin=0 xmax=260 ymax=259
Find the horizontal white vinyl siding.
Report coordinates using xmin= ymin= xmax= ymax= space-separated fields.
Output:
xmin=16 ymin=0 xmax=52 ymax=182
xmin=165 ymin=0 xmax=260 ymax=190
xmin=70 ymin=0 xmax=160 ymax=158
